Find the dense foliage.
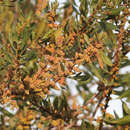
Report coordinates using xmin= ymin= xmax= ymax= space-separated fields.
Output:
xmin=0 ymin=0 xmax=129 ymax=129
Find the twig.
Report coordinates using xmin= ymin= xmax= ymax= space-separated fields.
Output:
xmin=99 ymin=87 xmax=112 ymax=130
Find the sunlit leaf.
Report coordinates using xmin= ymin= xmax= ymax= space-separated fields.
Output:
xmin=81 ymin=120 xmax=95 ymax=130
xmin=123 ymin=102 xmax=130 ymax=115
xmin=84 ymin=34 xmax=90 ymax=45
xmin=0 ymin=107 xmax=14 ymax=117
xmin=104 ymin=115 xmax=130 ymax=125
xmin=118 ymin=89 xmax=130 ymax=99
xmin=99 ymin=51 xmax=113 ymax=67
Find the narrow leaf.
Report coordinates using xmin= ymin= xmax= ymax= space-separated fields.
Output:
xmin=118 ymin=89 xmax=130 ymax=99
xmin=84 ymin=34 xmax=90 ymax=45
xmin=123 ymin=102 xmax=130 ymax=115
xmin=104 ymin=115 xmax=130 ymax=125
xmin=100 ymin=51 xmax=113 ymax=66
xmin=0 ymin=107 xmax=14 ymax=117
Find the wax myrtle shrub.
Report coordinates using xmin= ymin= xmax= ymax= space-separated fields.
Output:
xmin=0 ymin=0 xmax=129 ymax=129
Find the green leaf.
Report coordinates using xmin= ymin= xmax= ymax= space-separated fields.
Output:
xmin=55 ymin=28 xmax=62 ymax=40
xmin=5 ymin=11 xmax=14 ymax=34
xmin=59 ymin=100 xmax=64 ymax=112
xmin=121 ymin=74 xmax=130 ymax=87
xmin=100 ymin=22 xmax=119 ymax=31
xmin=121 ymin=59 xmax=130 ymax=68
xmin=89 ymin=64 xmax=102 ymax=80
xmin=53 ymin=97 xmax=59 ymax=110
xmin=118 ymin=89 xmax=130 ymax=99
xmin=43 ymin=29 xmax=55 ymax=41
xmin=0 ymin=11 xmax=6 ymax=25
xmin=81 ymin=120 xmax=87 ymax=130
xmin=123 ymin=102 xmax=130 ymax=115
xmin=83 ymin=92 xmax=93 ymax=104
xmin=17 ymin=2 xmax=25 ymax=18
xmin=81 ymin=120 xmax=95 ymax=130
xmin=104 ymin=115 xmax=130 ymax=125
xmin=0 ymin=107 xmax=14 ymax=117
xmin=72 ymin=5 xmax=80 ymax=14
xmin=127 ymin=96 xmax=130 ymax=102
xmin=89 ymin=64 xmax=108 ymax=85
xmin=105 ymin=22 xmax=119 ymax=31
xmin=1 ymin=48 xmax=12 ymax=64
xmin=110 ymin=7 xmax=123 ymax=15
xmin=0 ymin=57 xmax=7 ymax=70
xmin=99 ymin=51 xmax=112 ymax=66
xmin=79 ymin=78 xmax=92 ymax=86
xmin=24 ymin=49 xmax=37 ymax=61
xmin=84 ymin=34 xmax=90 ymax=45
xmin=114 ymin=110 xmax=119 ymax=119
xmin=44 ymin=120 xmax=50 ymax=127
xmin=35 ymin=19 xmax=47 ymax=40
xmin=97 ymin=0 xmax=103 ymax=8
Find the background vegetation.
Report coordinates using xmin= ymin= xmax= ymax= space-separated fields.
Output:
xmin=0 ymin=0 xmax=129 ymax=129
